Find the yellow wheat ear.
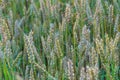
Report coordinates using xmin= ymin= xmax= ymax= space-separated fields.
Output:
xmin=67 ymin=59 xmax=75 ymax=80
xmin=63 ymin=57 xmax=75 ymax=80
xmin=0 ymin=18 xmax=11 ymax=44
xmin=29 ymin=68 xmax=35 ymax=80
xmin=24 ymin=31 xmax=35 ymax=64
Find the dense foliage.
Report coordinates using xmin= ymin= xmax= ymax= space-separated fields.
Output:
xmin=0 ymin=0 xmax=120 ymax=80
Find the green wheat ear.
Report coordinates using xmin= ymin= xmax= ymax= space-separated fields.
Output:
xmin=12 ymin=51 xmax=22 ymax=66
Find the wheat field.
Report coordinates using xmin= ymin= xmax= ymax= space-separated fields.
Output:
xmin=0 ymin=0 xmax=120 ymax=80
